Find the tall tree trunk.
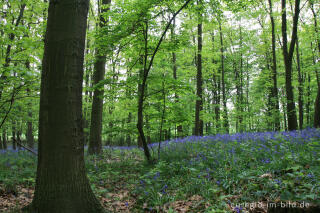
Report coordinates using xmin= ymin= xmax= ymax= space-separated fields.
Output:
xmin=84 ymin=20 xmax=92 ymax=146
xmin=26 ymin=61 xmax=34 ymax=149
xmin=281 ymin=0 xmax=300 ymax=130
xmin=88 ymin=0 xmax=111 ymax=155
xmin=0 ymin=4 xmax=26 ymax=101
xmin=23 ymin=0 xmax=104 ymax=212
xmin=195 ymin=0 xmax=203 ymax=136
xmin=268 ymin=0 xmax=281 ymax=131
xmin=136 ymin=0 xmax=192 ymax=163
xmin=126 ymin=112 xmax=132 ymax=146
xmin=172 ymin=18 xmax=183 ymax=137
xmin=296 ymin=37 xmax=304 ymax=129
xmin=309 ymin=1 xmax=320 ymax=128
xmin=17 ymin=127 xmax=22 ymax=150
xmin=218 ymin=19 xmax=229 ymax=133
xmin=306 ymin=73 xmax=311 ymax=126
xmin=211 ymin=32 xmax=221 ymax=132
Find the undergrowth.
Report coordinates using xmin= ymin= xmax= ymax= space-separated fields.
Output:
xmin=1 ymin=128 xmax=320 ymax=212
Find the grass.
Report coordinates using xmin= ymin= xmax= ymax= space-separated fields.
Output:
xmin=1 ymin=128 xmax=320 ymax=212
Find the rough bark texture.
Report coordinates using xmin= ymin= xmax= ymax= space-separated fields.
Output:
xmin=88 ymin=0 xmax=111 ymax=155
xmin=23 ymin=0 xmax=104 ymax=212
xmin=195 ymin=1 xmax=203 ymax=136
xmin=281 ymin=0 xmax=300 ymax=130
xmin=268 ymin=0 xmax=281 ymax=131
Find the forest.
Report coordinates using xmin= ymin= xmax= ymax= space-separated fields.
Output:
xmin=0 ymin=0 xmax=320 ymax=212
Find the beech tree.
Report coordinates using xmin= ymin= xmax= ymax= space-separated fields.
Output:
xmin=88 ymin=0 xmax=111 ymax=155
xmin=281 ymin=0 xmax=300 ymax=130
xmin=23 ymin=0 xmax=104 ymax=212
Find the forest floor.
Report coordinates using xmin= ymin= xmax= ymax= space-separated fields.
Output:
xmin=1 ymin=128 xmax=320 ymax=212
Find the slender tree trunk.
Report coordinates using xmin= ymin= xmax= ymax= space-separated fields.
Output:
xmin=0 ymin=135 xmax=2 ymax=150
xmin=195 ymin=0 xmax=203 ymax=136
xmin=238 ymin=25 xmax=244 ymax=132
xmin=136 ymin=0 xmax=192 ymax=162
xmin=2 ymin=129 xmax=7 ymax=150
xmin=309 ymin=1 xmax=320 ymax=128
xmin=88 ymin=0 xmax=111 ymax=155
xmin=211 ymin=32 xmax=221 ymax=132
xmin=0 ymin=4 xmax=26 ymax=101
xmin=23 ymin=0 xmax=104 ymax=212
xmin=218 ymin=19 xmax=229 ymax=133
xmin=26 ymin=62 xmax=34 ymax=149
xmin=268 ymin=0 xmax=281 ymax=131
xmin=246 ymin=59 xmax=251 ymax=131
xmin=281 ymin=0 xmax=300 ymax=131
xmin=306 ymin=73 xmax=311 ymax=126
xmin=172 ymin=18 xmax=183 ymax=137
xmin=12 ymin=120 xmax=16 ymax=150
xmin=126 ymin=112 xmax=132 ymax=146
xmin=83 ymin=20 xmax=92 ymax=146
xmin=17 ymin=127 xmax=22 ymax=150
xmin=281 ymin=89 xmax=288 ymax=131
xmin=296 ymin=37 xmax=304 ymax=129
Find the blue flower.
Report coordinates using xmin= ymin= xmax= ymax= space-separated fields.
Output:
xmin=234 ymin=206 xmax=242 ymax=213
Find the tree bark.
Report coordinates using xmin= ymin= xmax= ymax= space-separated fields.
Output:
xmin=12 ymin=120 xmax=16 ymax=150
xmin=195 ymin=0 xmax=203 ymax=136
xmin=211 ymin=32 xmax=221 ymax=132
xmin=2 ymin=129 xmax=7 ymax=150
xmin=306 ymin=73 xmax=311 ymax=126
xmin=23 ymin=0 xmax=104 ymax=212
xmin=88 ymin=0 xmax=111 ymax=155
xmin=218 ymin=18 xmax=229 ymax=133
xmin=309 ymin=1 xmax=320 ymax=128
xmin=136 ymin=0 xmax=192 ymax=163
xmin=26 ymin=61 xmax=34 ymax=149
xmin=172 ymin=18 xmax=183 ymax=137
xmin=268 ymin=0 xmax=281 ymax=131
xmin=0 ymin=4 xmax=26 ymax=101
xmin=281 ymin=0 xmax=300 ymax=130
xmin=0 ymin=135 xmax=2 ymax=150
xmin=296 ymin=37 xmax=304 ymax=129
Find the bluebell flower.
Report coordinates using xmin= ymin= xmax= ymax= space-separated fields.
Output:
xmin=234 ymin=206 xmax=242 ymax=213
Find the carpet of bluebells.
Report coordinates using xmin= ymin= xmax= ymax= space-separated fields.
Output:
xmin=1 ymin=128 xmax=320 ymax=212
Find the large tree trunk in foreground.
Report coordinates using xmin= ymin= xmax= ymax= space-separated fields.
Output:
xmin=88 ymin=0 xmax=111 ymax=155
xmin=281 ymin=0 xmax=300 ymax=131
xmin=23 ymin=0 xmax=104 ymax=212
